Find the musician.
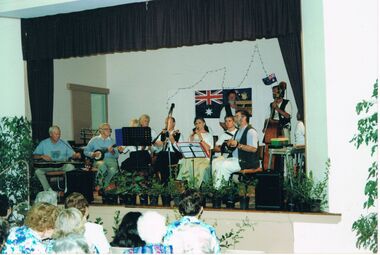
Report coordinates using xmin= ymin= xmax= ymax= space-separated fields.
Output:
xmin=154 ymin=117 xmax=182 ymax=184
xmin=33 ymin=125 xmax=81 ymax=191
xmin=213 ymin=110 xmax=260 ymax=188
xmin=139 ymin=114 xmax=159 ymax=151
xmin=294 ymin=111 xmax=305 ymax=146
xmin=213 ymin=116 xmax=238 ymax=158
xmin=219 ymin=90 xmax=238 ymax=130
xmin=84 ymin=123 xmax=119 ymax=190
xmin=264 ymin=82 xmax=292 ymax=141
xmin=177 ymin=117 xmax=214 ymax=188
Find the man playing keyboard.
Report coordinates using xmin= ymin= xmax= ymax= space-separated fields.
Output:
xmin=33 ymin=125 xmax=81 ymax=191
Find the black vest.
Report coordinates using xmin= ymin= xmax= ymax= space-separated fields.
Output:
xmin=270 ymin=99 xmax=290 ymax=129
xmin=225 ymin=104 xmax=233 ymax=117
xmin=236 ymin=127 xmax=260 ymax=169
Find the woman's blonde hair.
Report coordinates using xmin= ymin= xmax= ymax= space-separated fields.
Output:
xmin=64 ymin=192 xmax=89 ymax=217
xmin=54 ymin=208 xmax=85 ymax=238
xmin=25 ymin=203 xmax=59 ymax=232
xmin=129 ymin=118 xmax=139 ymax=127
xmin=139 ymin=114 xmax=150 ymax=125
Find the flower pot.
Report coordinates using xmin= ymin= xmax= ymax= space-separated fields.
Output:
xmin=225 ymin=194 xmax=236 ymax=209
xmin=102 ymin=193 xmax=118 ymax=205
xmin=310 ymin=199 xmax=322 ymax=212
xmin=139 ymin=194 xmax=149 ymax=206
xmin=173 ymin=196 xmax=181 ymax=206
xmin=123 ymin=194 xmax=137 ymax=206
xmin=287 ymin=202 xmax=296 ymax=212
xmin=149 ymin=195 xmax=159 ymax=206
xmin=239 ymin=196 xmax=250 ymax=210
xmin=161 ymin=194 xmax=172 ymax=207
xmin=298 ymin=201 xmax=311 ymax=212
xmin=212 ymin=197 xmax=222 ymax=209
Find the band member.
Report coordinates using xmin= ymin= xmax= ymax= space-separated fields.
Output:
xmin=264 ymin=82 xmax=292 ymax=141
xmin=294 ymin=111 xmax=305 ymax=146
xmin=213 ymin=110 xmax=260 ymax=188
xmin=33 ymin=125 xmax=81 ymax=191
xmin=84 ymin=123 xmax=119 ymax=189
xmin=139 ymin=114 xmax=159 ymax=152
xmin=213 ymin=116 xmax=238 ymax=158
xmin=177 ymin=117 xmax=213 ymax=188
xmin=219 ymin=90 xmax=238 ymax=130
xmin=154 ymin=117 xmax=182 ymax=184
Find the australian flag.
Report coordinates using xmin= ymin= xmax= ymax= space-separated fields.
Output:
xmin=195 ymin=90 xmax=224 ymax=118
xmin=262 ymin=73 xmax=277 ymax=85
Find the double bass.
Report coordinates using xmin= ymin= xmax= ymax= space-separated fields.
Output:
xmin=262 ymin=112 xmax=280 ymax=171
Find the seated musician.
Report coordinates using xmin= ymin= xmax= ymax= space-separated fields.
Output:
xmin=154 ymin=117 xmax=182 ymax=184
xmin=177 ymin=117 xmax=213 ymax=189
xmin=84 ymin=123 xmax=119 ymax=190
xmin=33 ymin=125 xmax=81 ymax=191
xmin=219 ymin=90 xmax=238 ymax=131
xmin=212 ymin=110 xmax=260 ymax=188
xmin=139 ymin=114 xmax=159 ymax=154
xmin=213 ymin=116 xmax=237 ymax=158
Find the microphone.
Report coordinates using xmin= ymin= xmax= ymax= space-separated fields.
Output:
xmin=169 ymin=103 xmax=175 ymax=115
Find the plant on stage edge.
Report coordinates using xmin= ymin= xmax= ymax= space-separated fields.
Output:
xmin=0 ymin=117 xmax=33 ymax=205
xmin=112 ymin=210 xmax=121 ymax=239
xmin=218 ymin=217 xmax=255 ymax=249
xmin=351 ymin=79 xmax=378 ymax=253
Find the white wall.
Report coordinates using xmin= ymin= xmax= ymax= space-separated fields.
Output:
xmin=0 ymin=18 xmax=25 ymax=117
xmin=53 ymin=55 xmax=107 ymax=140
xmin=295 ymin=0 xmax=378 ymax=253
xmin=106 ymin=39 xmax=297 ymax=143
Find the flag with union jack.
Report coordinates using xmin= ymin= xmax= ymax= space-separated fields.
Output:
xmin=195 ymin=90 xmax=224 ymax=118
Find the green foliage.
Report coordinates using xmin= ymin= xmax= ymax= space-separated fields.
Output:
xmin=351 ymin=80 xmax=378 ymax=253
xmin=112 ymin=210 xmax=121 ymax=239
xmin=147 ymin=177 xmax=164 ymax=196
xmin=0 ymin=117 xmax=33 ymax=204
xmin=218 ymin=217 xmax=255 ymax=249
xmin=114 ymin=172 xmax=144 ymax=195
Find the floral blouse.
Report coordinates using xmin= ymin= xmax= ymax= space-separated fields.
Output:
xmin=1 ymin=226 xmax=51 ymax=254
xmin=123 ymin=243 xmax=173 ymax=254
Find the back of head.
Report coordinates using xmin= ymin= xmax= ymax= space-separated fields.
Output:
xmin=64 ymin=192 xmax=89 ymax=217
xmin=169 ymin=224 xmax=215 ymax=254
xmin=35 ymin=191 xmax=58 ymax=206
xmin=52 ymin=233 xmax=90 ymax=254
xmin=137 ymin=211 xmax=166 ymax=244
xmin=54 ymin=208 xmax=85 ymax=238
xmin=0 ymin=194 xmax=10 ymax=217
xmin=111 ymin=211 xmax=145 ymax=248
xmin=178 ymin=189 xmax=204 ymax=217
xmin=25 ymin=202 xmax=59 ymax=232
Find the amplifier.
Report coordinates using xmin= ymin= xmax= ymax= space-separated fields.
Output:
xmin=255 ymin=171 xmax=283 ymax=210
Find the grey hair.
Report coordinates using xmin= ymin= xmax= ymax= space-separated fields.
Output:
xmin=137 ymin=211 xmax=166 ymax=244
xmin=52 ymin=234 xmax=90 ymax=254
xmin=49 ymin=125 xmax=61 ymax=135
xmin=98 ymin=123 xmax=110 ymax=130
xmin=54 ymin=208 xmax=85 ymax=239
xmin=34 ymin=191 xmax=58 ymax=206
xmin=139 ymin=114 xmax=150 ymax=123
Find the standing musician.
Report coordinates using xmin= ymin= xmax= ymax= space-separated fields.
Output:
xmin=33 ymin=125 xmax=81 ymax=191
xmin=213 ymin=116 xmax=238 ymax=158
xmin=219 ymin=90 xmax=238 ymax=130
xmin=213 ymin=110 xmax=260 ymax=188
xmin=264 ymin=82 xmax=292 ymax=141
xmin=84 ymin=123 xmax=119 ymax=190
xmin=154 ymin=117 xmax=182 ymax=184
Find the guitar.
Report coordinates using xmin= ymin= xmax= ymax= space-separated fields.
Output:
xmin=93 ymin=144 xmax=118 ymax=161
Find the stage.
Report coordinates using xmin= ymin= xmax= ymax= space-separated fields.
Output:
xmin=87 ymin=204 xmax=340 ymax=253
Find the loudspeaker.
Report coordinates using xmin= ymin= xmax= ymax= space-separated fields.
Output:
xmin=255 ymin=171 xmax=283 ymax=210
xmin=65 ymin=170 xmax=96 ymax=203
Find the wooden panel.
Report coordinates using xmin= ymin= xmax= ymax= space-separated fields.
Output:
xmin=72 ymin=90 xmax=91 ymax=144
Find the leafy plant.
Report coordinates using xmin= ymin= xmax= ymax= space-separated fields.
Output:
xmin=147 ymin=178 xmax=164 ymax=196
xmin=112 ymin=210 xmax=121 ymax=239
xmin=218 ymin=217 xmax=255 ymax=249
xmin=351 ymin=80 xmax=378 ymax=253
xmin=114 ymin=172 xmax=144 ymax=195
xmin=0 ymin=117 xmax=33 ymax=205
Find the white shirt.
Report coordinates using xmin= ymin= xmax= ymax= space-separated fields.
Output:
xmin=215 ymin=128 xmax=237 ymax=157
xmin=219 ymin=106 xmax=236 ymax=123
xmin=294 ymin=121 xmax=305 ymax=145
xmin=84 ymin=222 xmax=110 ymax=254
xmin=190 ymin=132 xmax=214 ymax=150
xmin=232 ymin=125 xmax=258 ymax=158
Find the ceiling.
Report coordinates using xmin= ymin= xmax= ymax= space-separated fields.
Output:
xmin=0 ymin=0 xmax=146 ymax=19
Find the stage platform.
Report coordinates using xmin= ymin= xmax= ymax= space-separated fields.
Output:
xmin=87 ymin=204 xmax=341 ymax=253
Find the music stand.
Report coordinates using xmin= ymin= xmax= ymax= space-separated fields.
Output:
xmin=177 ymin=142 xmax=209 ymax=182
xmin=117 ymin=127 xmax=152 ymax=172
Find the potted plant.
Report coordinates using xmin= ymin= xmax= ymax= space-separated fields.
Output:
xmin=114 ymin=171 xmax=144 ymax=206
xmin=201 ymin=179 xmax=223 ymax=209
xmin=238 ymin=178 xmax=257 ymax=210
xmin=147 ymin=177 xmax=163 ymax=206
xmin=161 ymin=177 xmax=177 ymax=207
xmin=222 ymin=179 xmax=238 ymax=209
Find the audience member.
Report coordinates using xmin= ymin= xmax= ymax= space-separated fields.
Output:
xmin=1 ymin=202 xmax=59 ymax=254
xmin=163 ymin=190 xmax=220 ymax=254
xmin=34 ymin=191 xmax=58 ymax=206
xmin=0 ymin=218 xmax=9 ymax=252
xmin=111 ymin=212 xmax=145 ymax=248
xmin=64 ymin=192 xmax=110 ymax=253
xmin=124 ymin=211 xmax=172 ymax=254
xmin=53 ymin=208 xmax=85 ymax=238
xmin=51 ymin=234 xmax=90 ymax=254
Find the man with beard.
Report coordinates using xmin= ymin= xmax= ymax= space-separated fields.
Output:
xmin=212 ymin=110 xmax=260 ymax=188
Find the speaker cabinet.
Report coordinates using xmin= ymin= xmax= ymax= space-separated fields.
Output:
xmin=255 ymin=171 xmax=283 ymax=210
